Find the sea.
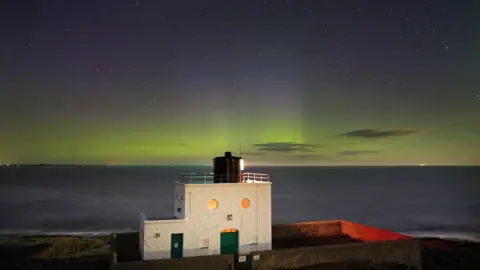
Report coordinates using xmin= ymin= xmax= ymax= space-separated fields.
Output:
xmin=0 ymin=166 xmax=479 ymax=242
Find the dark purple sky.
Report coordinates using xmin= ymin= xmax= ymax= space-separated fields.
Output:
xmin=1 ymin=0 xmax=479 ymax=165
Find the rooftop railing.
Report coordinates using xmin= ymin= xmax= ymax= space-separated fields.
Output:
xmin=178 ymin=173 xmax=214 ymax=184
xmin=177 ymin=172 xmax=270 ymax=184
xmin=242 ymin=172 xmax=270 ymax=183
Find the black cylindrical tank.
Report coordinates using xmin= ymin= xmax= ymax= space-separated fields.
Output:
xmin=213 ymin=152 xmax=243 ymax=183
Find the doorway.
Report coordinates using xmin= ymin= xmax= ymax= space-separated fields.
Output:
xmin=170 ymin=233 xmax=183 ymax=258
xmin=220 ymin=229 xmax=239 ymax=256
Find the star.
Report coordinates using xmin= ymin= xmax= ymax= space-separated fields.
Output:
xmin=1 ymin=0 xmax=479 ymax=166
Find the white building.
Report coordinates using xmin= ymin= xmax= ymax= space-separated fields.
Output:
xmin=139 ymin=152 xmax=272 ymax=260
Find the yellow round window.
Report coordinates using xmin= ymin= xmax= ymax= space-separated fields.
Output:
xmin=241 ymin=198 xmax=250 ymax=209
xmin=208 ymin=199 xmax=219 ymax=210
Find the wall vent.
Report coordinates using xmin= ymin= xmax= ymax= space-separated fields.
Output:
xmin=200 ymin=238 xmax=209 ymax=249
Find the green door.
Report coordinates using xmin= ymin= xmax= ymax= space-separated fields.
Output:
xmin=171 ymin=233 xmax=183 ymax=258
xmin=220 ymin=231 xmax=239 ymax=255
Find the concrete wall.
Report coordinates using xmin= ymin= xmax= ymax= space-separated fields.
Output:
xmin=142 ymin=219 xmax=186 ymax=260
xmin=174 ymin=183 xmax=186 ymax=219
xmin=250 ymin=239 xmax=422 ymax=270
xmin=139 ymin=214 xmax=146 ymax=258
xmin=141 ymin=182 xmax=272 ymax=260
xmin=111 ymin=254 xmax=234 ymax=270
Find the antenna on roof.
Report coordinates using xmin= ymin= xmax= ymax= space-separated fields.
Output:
xmin=239 ymin=142 xmax=243 ymax=157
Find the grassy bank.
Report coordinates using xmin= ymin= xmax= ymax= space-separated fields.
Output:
xmin=0 ymin=234 xmax=479 ymax=269
xmin=0 ymin=234 xmax=111 ymax=270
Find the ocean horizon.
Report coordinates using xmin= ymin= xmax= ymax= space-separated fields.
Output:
xmin=0 ymin=166 xmax=478 ymax=242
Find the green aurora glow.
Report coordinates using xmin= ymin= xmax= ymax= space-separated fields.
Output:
xmin=1 ymin=1 xmax=479 ymax=165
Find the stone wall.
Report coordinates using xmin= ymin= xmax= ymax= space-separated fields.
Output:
xmin=341 ymin=220 xmax=413 ymax=242
xmin=272 ymin=220 xmax=412 ymax=242
xmin=272 ymin=220 xmax=343 ymax=240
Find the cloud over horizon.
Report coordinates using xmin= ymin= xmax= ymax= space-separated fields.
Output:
xmin=253 ymin=142 xmax=321 ymax=153
xmin=338 ymin=150 xmax=382 ymax=156
xmin=342 ymin=128 xmax=430 ymax=139
xmin=291 ymin=154 xmax=325 ymax=159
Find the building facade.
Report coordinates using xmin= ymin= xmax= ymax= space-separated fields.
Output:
xmin=139 ymin=152 xmax=272 ymax=260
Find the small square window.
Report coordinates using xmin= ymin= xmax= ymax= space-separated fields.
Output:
xmin=155 ymin=233 xmax=160 ymax=238
xmin=227 ymin=214 xmax=233 ymax=221
xmin=177 ymin=207 xmax=182 ymax=213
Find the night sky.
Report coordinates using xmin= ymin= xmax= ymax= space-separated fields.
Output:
xmin=1 ymin=0 xmax=479 ymax=165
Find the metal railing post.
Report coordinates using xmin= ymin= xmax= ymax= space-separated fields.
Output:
xmin=178 ymin=172 xmax=268 ymax=184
